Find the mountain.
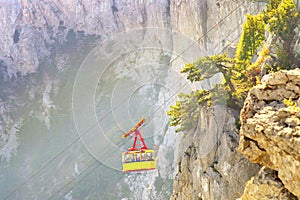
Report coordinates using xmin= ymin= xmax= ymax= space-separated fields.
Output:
xmin=0 ymin=0 xmax=287 ymax=199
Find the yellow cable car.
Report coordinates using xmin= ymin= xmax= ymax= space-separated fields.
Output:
xmin=122 ymin=150 xmax=156 ymax=172
xmin=121 ymin=118 xmax=157 ymax=172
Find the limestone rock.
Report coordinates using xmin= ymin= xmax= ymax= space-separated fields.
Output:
xmin=0 ymin=0 xmax=170 ymax=77
xmin=239 ymin=69 xmax=300 ymax=198
xmin=238 ymin=167 xmax=297 ymax=200
xmin=0 ymin=0 xmax=267 ymax=199
xmin=170 ymin=106 xmax=260 ymax=200
xmin=0 ymin=0 xmax=264 ymax=77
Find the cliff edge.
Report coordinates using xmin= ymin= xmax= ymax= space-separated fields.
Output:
xmin=170 ymin=105 xmax=260 ymax=200
xmin=238 ymin=69 xmax=300 ymax=199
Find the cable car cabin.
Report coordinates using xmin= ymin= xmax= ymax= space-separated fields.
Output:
xmin=122 ymin=150 xmax=156 ymax=172
xmin=121 ymin=118 xmax=157 ymax=172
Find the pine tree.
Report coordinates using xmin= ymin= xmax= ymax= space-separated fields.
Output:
xmin=264 ymin=0 xmax=300 ymax=69
xmin=167 ymin=0 xmax=300 ymax=132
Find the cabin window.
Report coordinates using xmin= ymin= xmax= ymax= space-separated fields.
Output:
xmin=123 ymin=152 xmax=155 ymax=163
xmin=136 ymin=153 xmax=141 ymax=161
xmin=147 ymin=152 xmax=153 ymax=160
xmin=124 ymin=154 xmax=129 ymax=162
xmin=130 ymin=154 xmax=135 ymax=162
xmin=124 ymin=154 xmax=135 ymax=162
xmin=141 ymin=153 xmax=145 ymax=161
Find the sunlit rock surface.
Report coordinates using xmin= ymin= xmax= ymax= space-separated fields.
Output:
xmin=238 ymin=167 xmax=297 ymax=200
xmin=239 ymin=69 xmax=300 ymax=198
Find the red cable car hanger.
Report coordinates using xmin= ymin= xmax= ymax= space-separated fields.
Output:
xmin=122 ymin=118 xmax=148 ymax=151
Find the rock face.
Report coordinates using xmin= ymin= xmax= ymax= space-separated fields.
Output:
xmin=0 ymin=0 xmax=264 ymax=77
xmin=238 ymin=167 xmax=297 ymax=200
xmin=0 ymin=0 xmax=170 ymax=77
xmin=170 ymin=106 xmax=260 ymax=200
xmin=239 ymin=69 xmax=300 ymax=198
xmin=0 ymin=0 xmax=266 ymax=199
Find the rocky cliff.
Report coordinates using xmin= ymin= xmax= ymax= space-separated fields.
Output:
xmin=0 ymin=0 xmax=171 ymax=77
xmin=0 ymin=0 xmax=268 ymax=199
xmin=0 ymin=0 xmax=266 ymax=77
xmin=238 ymin=69 xmax=300 ymax=199
xmin=170 ymin=105 xmax=260 ymax=200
